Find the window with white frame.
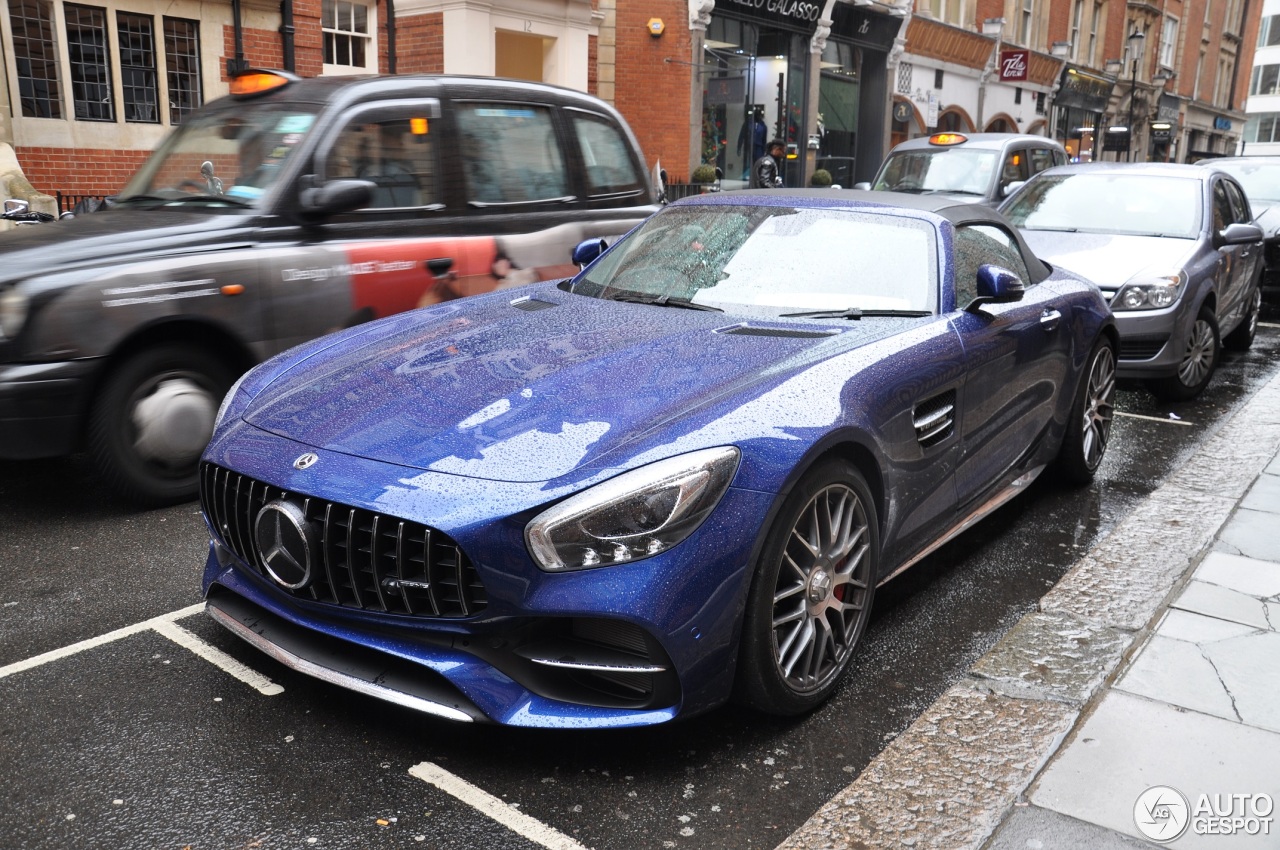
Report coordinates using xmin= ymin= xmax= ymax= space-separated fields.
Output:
xmin=1020 ymin=0 xmax=1035 ymax=46
xmin=6 ymin=0 xmax=202 ymax=125
xmin=1160 ymin=17 xmax=1177 ymax=69
xmin=322 ymin=0 xmax=374 ymax=71
xmin=1088 ymin=2 xmax=1102 ymax=66
xmin=1070 ymin=0 xmax=1083 ymax=61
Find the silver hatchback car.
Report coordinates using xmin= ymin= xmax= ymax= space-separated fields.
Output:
xmin=1001 ymin=162 xmax=1264 ymax=400
xmin=857 ymin=132 xmax=1069 ymax=206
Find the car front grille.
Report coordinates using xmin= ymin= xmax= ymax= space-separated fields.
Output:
xmin=200 ymin=462 xmax=487 ymax=618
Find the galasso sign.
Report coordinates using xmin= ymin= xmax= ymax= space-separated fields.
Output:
xmin=720 ymin=0 xmax=823 ymax=24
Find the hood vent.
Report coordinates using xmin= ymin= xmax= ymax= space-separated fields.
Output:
xmin=914 ymin=390 xmax=956 ymax=448
xmin=511 ymin=297 xmax=558 ymax=312
xmin=718 ymin=325 xmax=839 ymax=339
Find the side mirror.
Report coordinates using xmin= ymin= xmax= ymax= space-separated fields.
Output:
xmin=853 ymin=181 xmax=872 ymax=190
xmin=966 ymin=264 xmax=1026 ymax=312
xmin=299 ymin=179 xmax=375 ymax=218
xmin=1218 ymin=222 xmax=1264 ymax=246
xmin=3 ymin=198 xmax=30 ymax=215
xmin=1002 ymin=180 xmax=1026 ymax=198
xmin=572 ymin=238 xmax=608 ymax=267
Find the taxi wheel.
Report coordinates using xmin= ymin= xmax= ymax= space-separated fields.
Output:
xmin=89 ymin=344 xmax=234 ymax=506
xmin=1149 ymin=307 xmax=1219 ymax=402
xmin=735 ymin=459 xmax=878 ymax=716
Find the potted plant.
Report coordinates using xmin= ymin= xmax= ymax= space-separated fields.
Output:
xmin=809 ymin=168 xmax=833 ymax=188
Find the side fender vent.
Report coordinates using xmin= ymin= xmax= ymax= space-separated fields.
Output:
xmin=914 ymin=390 xmax=956 ymax=449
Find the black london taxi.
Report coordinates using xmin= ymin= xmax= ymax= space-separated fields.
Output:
xmin=0 ymin=71 xmax=657 ymax=505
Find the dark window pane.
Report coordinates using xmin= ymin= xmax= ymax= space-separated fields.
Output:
xmin=9 ymin=0 xmax=62 ymax=118
xmin=118 ymin=12 xmax=158 ymax=123
xmin=164 ymin=18 xmax=202 ymax=125
xmin=65 ymin=4 xmax=114 ymax=121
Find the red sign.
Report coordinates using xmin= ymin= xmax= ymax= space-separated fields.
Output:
xmin=999 ymin=49 xmax=1029 ymax=82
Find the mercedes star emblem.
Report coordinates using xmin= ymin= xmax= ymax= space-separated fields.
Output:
xmin=254 ymin=499 xmax=316 ymax=590
xmin=293 ymin=452 xmax=319 ymax=470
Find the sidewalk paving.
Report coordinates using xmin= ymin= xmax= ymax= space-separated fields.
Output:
xmin=777 ymin=365 xmax=1280 ymax=850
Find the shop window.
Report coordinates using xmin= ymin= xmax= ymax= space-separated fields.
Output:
xmin=937 ymin=110 xmax=964 ymax=132
xmin=9 ymin=0 xmax=63 ymax=119
xmin=323 ymin=0 xmax=373 ymax=71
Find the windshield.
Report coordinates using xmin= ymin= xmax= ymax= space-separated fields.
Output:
xmin=1212 ymin=162 xmax=1280 ymax=204
xmin=118 ymin=101 xmax=322 ymax=207
xmin=573 ymin=205 xmax=939 ymax=316
xmin=872 ymin=149 xmax=999 ymax=196
xmin=1003 ymin=173 xmax=1203 ymax=239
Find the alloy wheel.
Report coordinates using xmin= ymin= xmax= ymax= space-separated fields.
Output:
xmin=1177 ymin=318 xmax=1217 ymax=388
xmin=771 ymin=483 xmax=872 ymax=693
xmin=1080 ymin=344 xmax=1116 ymax=470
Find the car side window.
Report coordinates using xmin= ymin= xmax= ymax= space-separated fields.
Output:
xmin=569 ymin=110 xmax=644 ymax=197
xmin=1212 ymin=180 xmax=1233 ymax=232
xmin=1029 ymin=148 xmax=1057 ymax=175
xmin=1223 ymin=179 xmax=1252 ymax=224
xmin=952 ymin=224 xmax=1031 ymax=309
xmin=455 ymin=102 xmax=568 ymax=205
xmin=327 ymin=112 xmax=439 ymax=209
xmin=1000 ymin=150 xmax=1030 ymax=190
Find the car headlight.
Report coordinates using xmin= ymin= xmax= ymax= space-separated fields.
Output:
xmin=0 ymin=286 xmax=28 ymax=340
xmin=1111 ymin=270 xmax=1186 ymax=311
xmin=525 ymin=446 xmax=740 ymax=572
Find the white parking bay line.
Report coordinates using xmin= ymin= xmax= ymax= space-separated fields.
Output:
xmin=1115 ymin=411 xmax=1194 ymax=426
xmin=0 ymin=603 xmax=280 ymax=698
xmin=410 ymin=761 xmax=592 ymax=850
xmin=152 ymin=618 xmax=284 ymax=696
xmin=1259 ymin=321 xmax=1280 ymax=329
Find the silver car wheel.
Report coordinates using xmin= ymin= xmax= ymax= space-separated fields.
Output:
xmin=1080 ymin=344 xmax=1116 ymax=469
xmin=771 ymin=483 xmax=872 ymax=694
xmin=1177 ymin=317 xmax=1217 ymax=388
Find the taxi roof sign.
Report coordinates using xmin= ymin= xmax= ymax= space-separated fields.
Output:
xmin=928 ymin=132 xmax=968 ymax=146
xmin=230 ymin=70 xmax=298 ymax=98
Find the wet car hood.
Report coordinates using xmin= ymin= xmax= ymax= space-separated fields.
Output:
xmin=0 ymin=208 xmax=257 ymax=281
xmin=1020 ymin=230 xmax=1197 ymax=288
xmin=242 ymin=291 xmax=900 ymax=482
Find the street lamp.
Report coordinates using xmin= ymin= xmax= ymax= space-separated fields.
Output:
xmin=1126 ymin=28 xmax=1145 ymax=161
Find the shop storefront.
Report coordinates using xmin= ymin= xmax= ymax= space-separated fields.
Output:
xmin=815 ymin=4 xmax=900 ymax=187
xmin=701 ymin=0 xmax=821 ymax=188
xmin=1053 ymin=65 xmax=1116 ymax=163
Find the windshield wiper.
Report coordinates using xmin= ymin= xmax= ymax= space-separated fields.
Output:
xmin=780 ymin=307 xmax=931 ymax=319
xmin=1026 ymin=226 xmax=1079 ymax=232
xmin=607 ymin=292 xmax=724 ymax=312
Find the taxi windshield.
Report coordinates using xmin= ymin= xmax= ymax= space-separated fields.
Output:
xmin=872 ymin=148 xmax=999 ymax=196
xmin=118 ymin=102 xmax=321 ymax=208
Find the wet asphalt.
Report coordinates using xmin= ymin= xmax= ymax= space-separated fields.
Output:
xmin=2 ymin=312 xmax=1278 ymax=850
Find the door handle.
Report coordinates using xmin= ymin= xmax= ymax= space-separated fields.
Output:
xmin=1040 ymin=308 xmax=1061 ymax=332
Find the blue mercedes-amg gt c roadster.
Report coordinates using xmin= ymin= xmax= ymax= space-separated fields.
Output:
xmin=199 ymin=190 xmax=1117 ymax=727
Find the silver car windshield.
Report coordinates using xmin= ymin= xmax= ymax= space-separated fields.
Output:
xmin=118 ymin=103 xmax=322 ymax=208
xmin=872 ymin=149 xmax=999 ymax=196
xmin=574 ymin=205 xmax=939 ymax=315
xmin=1003 ymin=173 xmax=1203 ymax=239
xmin=1213 ymin=162 xmax=1280 ymax=204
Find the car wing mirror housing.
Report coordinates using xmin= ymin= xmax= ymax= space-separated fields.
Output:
xmin=1219 ymin=222 xmax=1264 ymax=246
xmin=853 ymin=181 xmax=872 ymax=190
xmin=1002 ymin=180 xmax=1026 ymax=198
xmin=966 ymin=264 xmax=1026 ymax=312
xmin=572 ymin=238 xmax=608 ymax=267
xmin=299 ymin=178 xmax=375 ymax=219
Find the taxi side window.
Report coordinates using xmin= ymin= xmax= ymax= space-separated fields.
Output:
xmin=1029 ymin=148 xmax=1058 ymax=175
xmin=329 ymin=115 xmax=438 ymax=209
xmin=953 ymin=224 xmax=1031 ymax=309
xmin=569 ymin=111 xmax=644 ymax=196
xmin=455 ymin=103 xmax=568 ymax=205
xmin=1000 ymin=151 xmax=1030 ymax=189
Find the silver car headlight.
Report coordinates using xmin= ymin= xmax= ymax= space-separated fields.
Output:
xmin=0 ymin=286 xmax=28 ymax=339
xmin=1112 ymin=270 xmax=1186 ymax=311
xmin=525 ymin=446 xmax=740 ymax=572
